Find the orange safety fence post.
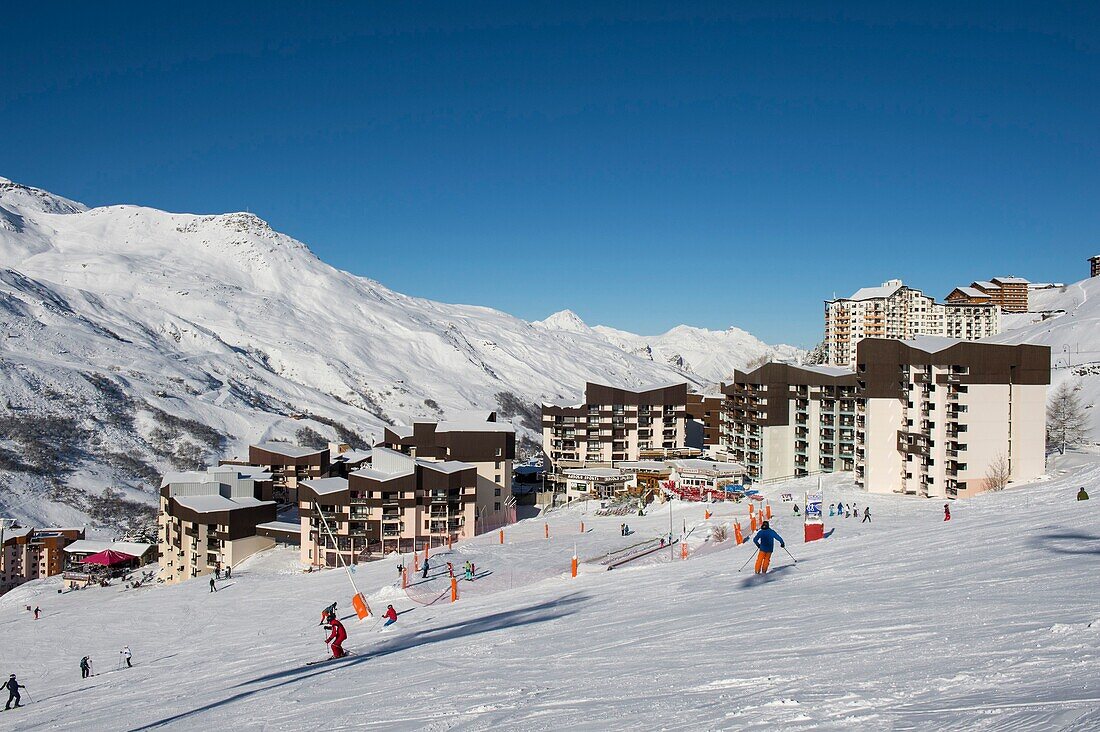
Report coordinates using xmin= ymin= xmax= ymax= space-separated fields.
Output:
xmin=423 ymin=540 xmax=429 ymax=564
xmin=580 ymin=521 xmax=585 ymax=534
xmin=414 ymin=552 xmax=420 ymax=572
xmin=766 ymin=503 xmax=772 ymax=520
xmin=545 ymin=523 xmax=549 ymax=539
xmin=448 ymin=534 xmax=454 ymax=550
xmin=681 ymin=541 xmax=688 ymax=560
xmin=571 ymin=555 xmax=578 ymax=578
xmin=499 ymin=529 xmax=504 ymax=544
xmin=352 ymin=592 xmax=372 ymax=620
xmin=748 ymin=503 xmax=754 ymax=515
xmin=401 ymin=567 xmax=408 ymax=589
xmin=450 ymin=576 xmax=458 ymax=603
xmin=734 ymin=521 xmax=743 ymax=545
xmin=750 ymin=514 xmax=758 ymax=532
xmin=704 ymin=510 xmax=712 ymax=520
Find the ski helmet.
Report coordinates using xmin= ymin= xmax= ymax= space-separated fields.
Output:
xmin=761 ymin=520 xmax=770 ymax=529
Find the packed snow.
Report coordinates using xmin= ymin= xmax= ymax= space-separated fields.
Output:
xmin=1 ymin=453 xmax=1098 ymax=730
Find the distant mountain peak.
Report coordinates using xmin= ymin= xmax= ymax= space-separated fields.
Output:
xmin=0 ymin=176 xmax=87 ymax=215
xmin=535 ymin=309 xmax=590 ymax=332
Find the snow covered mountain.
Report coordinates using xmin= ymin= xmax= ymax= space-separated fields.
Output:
xmin=0 ymin=177 xmax=791 ymax=531
xmin=988 ymin=277 xmax=1100 ymax=439
xmin=534 ymin=310 xmax=802 ymax=381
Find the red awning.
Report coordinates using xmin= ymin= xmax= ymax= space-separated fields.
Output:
xmin=81 ymin=549 xmax=136 ymax=567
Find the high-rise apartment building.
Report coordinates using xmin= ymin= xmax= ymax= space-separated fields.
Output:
xmin=854 ymin=337 xmax=1049 ymax=498
xmin=825 ymin=280 xmax=1000 ymax=368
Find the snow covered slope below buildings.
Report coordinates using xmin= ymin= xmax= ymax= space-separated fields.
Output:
xmin=0 ymin=177 xmax=788 ymax=531
xmin=990 ymin=276 xmax=1100 ymax=440
xmin=1 ymin=455 xmax=1098 ymax=730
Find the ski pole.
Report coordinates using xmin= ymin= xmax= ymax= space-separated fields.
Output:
xmin=738 ymin=549 xmax=759 ymax=573
xmin=782 ymin=546 xmax=798 ymax=564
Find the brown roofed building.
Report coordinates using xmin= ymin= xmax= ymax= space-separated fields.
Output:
xmin=1090 ymin=255 xmax=1100 ymax=278
xmin=968 ymin=277 xmax=1029 ymax=312
xmin=686 ymin=393 xmax=724 ymax=453
xmin=1 ymin=527 xmax=85 ymax=595
xmin=298 ymin=447 xmax=478 ymax=566
xmin=158 ymin=465 xmax=278 ymax=584
xmin=382 ymin=412 xmax=515 ymax=532
xmin=238 ymin=442 xmax=330 ymax=504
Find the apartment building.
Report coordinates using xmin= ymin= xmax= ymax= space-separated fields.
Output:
xmin=686 ymin=393 xmax=724 ymax=453
xmin=966 ymin=277 xmax=1030 ymax=313
xmin=542 ymin=381 xmax=689 ymax=469
xmin=158 ymin=465 xmax=278 ymax=583
xmin=1090 ymin=255 xmax=1100 ymax=278
xmin=854 ymin=337 xmax=1049 ymax=498
xmin=721 ymin=363 xmax=860 ymax=483
xmin=227 ymin=442 xmax=330 ymax=504
xmin=382 ymin=411 xmax=515 ymax=521
xmin=825 ymin=280 xmax=1000 ymax=367
xmin=0 ymin=527 xmax=85 ymax=595
xmin=298 ymin=447 xmax=478 ymax=567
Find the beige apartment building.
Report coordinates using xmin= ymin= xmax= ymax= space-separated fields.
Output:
xmin=825 ymin=280 xmax=1000 ymax=368
xmin=158 ymin=465 xmax=278 ymax=583
xmin=1 ymin=527 xmax=85 ymax=595
xmin=722 ymin=363 xmax=860 ymax=483
xmin=855 ymin=337 xmax=1049 ymax=498
xmin=222 ymin=442 xmax=330 ymax=504
xmin=381 ymin=411 xmax=515 ymax=526
xmin=542 ymin=381 xmax=689 ymax=468
xmin=298 ymin=447 xmax=478 ymax=566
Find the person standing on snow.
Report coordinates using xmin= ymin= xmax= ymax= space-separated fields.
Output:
xmin=1078 ymin=487 xmax=1089 ymax=501
xmin=209 ymin=576 xmax=218 ymax=593
xmin=121 ymin=646 xmax=132 ymax=668
xmin=944 ymin=503 xmax=951 ymax=521
xmin=829 ymin=503 xmax=835 ymax=517
xmin=324 ymin=612 xmax=347 ymax=659
xmin=862 ymin=507 xmax=871 ymax=523
xmin=793 ymin=504 xmax=800 ymax=516
xmin=422 ymin=558 xmax=430 ymax=580
xmin=226 ymin=565 xmax=232 ymax=579
xmin=382 ymin=604 xmax=398 ymax=628
xmin=4 ymin=674 xmax=24 ymax=710
xmin=33 ymin=606 xmax=40 ymax=620
xmin=80 ymin=656 xmax=90 ymax=679
xmin=752 ymin=521 xmax=785 ymax=575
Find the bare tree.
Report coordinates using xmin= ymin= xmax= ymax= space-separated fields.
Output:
xmin=1046 ymin=380 xmax=1090 ymax=454
xmin=985 ymin=453 xmax=1011 ymax=492
xmin=710 ymin=524 xmax=728 ymax=543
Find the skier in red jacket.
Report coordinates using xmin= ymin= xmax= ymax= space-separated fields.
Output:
xmin=382 ymin=604 xmax=398 ymax=627
xmin=943 ymin=503 xmax=951 ymax=521
xmin=324 ymin=612 xmax=348 ymax=659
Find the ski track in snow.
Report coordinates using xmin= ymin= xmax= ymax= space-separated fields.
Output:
xmin=0 ymin=453 xmax=1097 ymax=730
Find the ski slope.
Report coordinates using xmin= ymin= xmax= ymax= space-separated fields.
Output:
xmin=1 ymin=454 xmax=1098 ymax=731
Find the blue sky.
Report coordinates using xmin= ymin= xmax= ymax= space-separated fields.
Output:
xmin=2 ymin=2 xmax=1098 ymax=346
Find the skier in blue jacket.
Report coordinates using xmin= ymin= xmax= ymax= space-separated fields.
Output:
xmin=752 ymin=521 xmax=785 ymax=574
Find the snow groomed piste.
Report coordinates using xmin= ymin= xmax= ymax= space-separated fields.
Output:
xmin=2 ymin=456 xmax=1099 ymax=730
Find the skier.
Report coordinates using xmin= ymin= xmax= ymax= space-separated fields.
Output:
xmin=80 ymin=656 xmax=90 ymax=679
xmin=862 ymin=507 xmax=871 ymax=523
xmin=1078 ymin=487 xmax=1090 ymax=501
xmin=422 ymin=558 xmax=430 ymax=580
xmin=620 ymin=523 xmax=625 ymax=536
xmin=4 ymin=674 xmax=23 ymax=710
xmin=829 ymin=503 xmax=835 ymax=517
xmin=463 ymin=561 xmax=472 ymax=581
xmin=944 ymin=503 xmax=951 ymax=521
xmin=793 ymin=504 xmax=800 ymax=516
xmin=324 ymin=612 xmax=347 ymax=659
xmin=382 ymin=604 xmax=398 ymax=628
xmin=752 ymin=521 xmax=785 ymax=575
xmin=844 ymin=504 xmax=850 ymax=518
xmin=226 ymin=565 xmax=232 ymax=579
xmin=121 ymin=646 xmax=132 ymax=668
xmin=33 ymin=606 xmax=39 ymax=620
xmin=209 ymin=577 xmax=217 ymax=593
xmin=214 ymin=567 xmax=221 ymax=580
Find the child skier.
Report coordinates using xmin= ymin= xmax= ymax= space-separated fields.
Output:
xmin=944 ymin=503 xmax=951 ymax=521
xmin=752 ymin=521 xmax=785 ymax=575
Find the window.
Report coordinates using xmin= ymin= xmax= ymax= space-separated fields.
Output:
xmin=495 ymin=474 xmax=501 ymax=482
xmin=494 ymin=488 xmax=501 ymax=496
xmin=494 ymin=502 xmax=501 ymax=511
xmin=496 ymin=448 xmax=503 ymax=457
xmin=495 ymin=461 xmax=501 ymax=469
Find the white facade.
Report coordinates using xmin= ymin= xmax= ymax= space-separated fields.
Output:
xmin=825 ymin=280 xmax=1000 ymax=368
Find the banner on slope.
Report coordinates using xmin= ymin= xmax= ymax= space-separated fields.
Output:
xmin=804 ymin=490 xmax=824 ymax=542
